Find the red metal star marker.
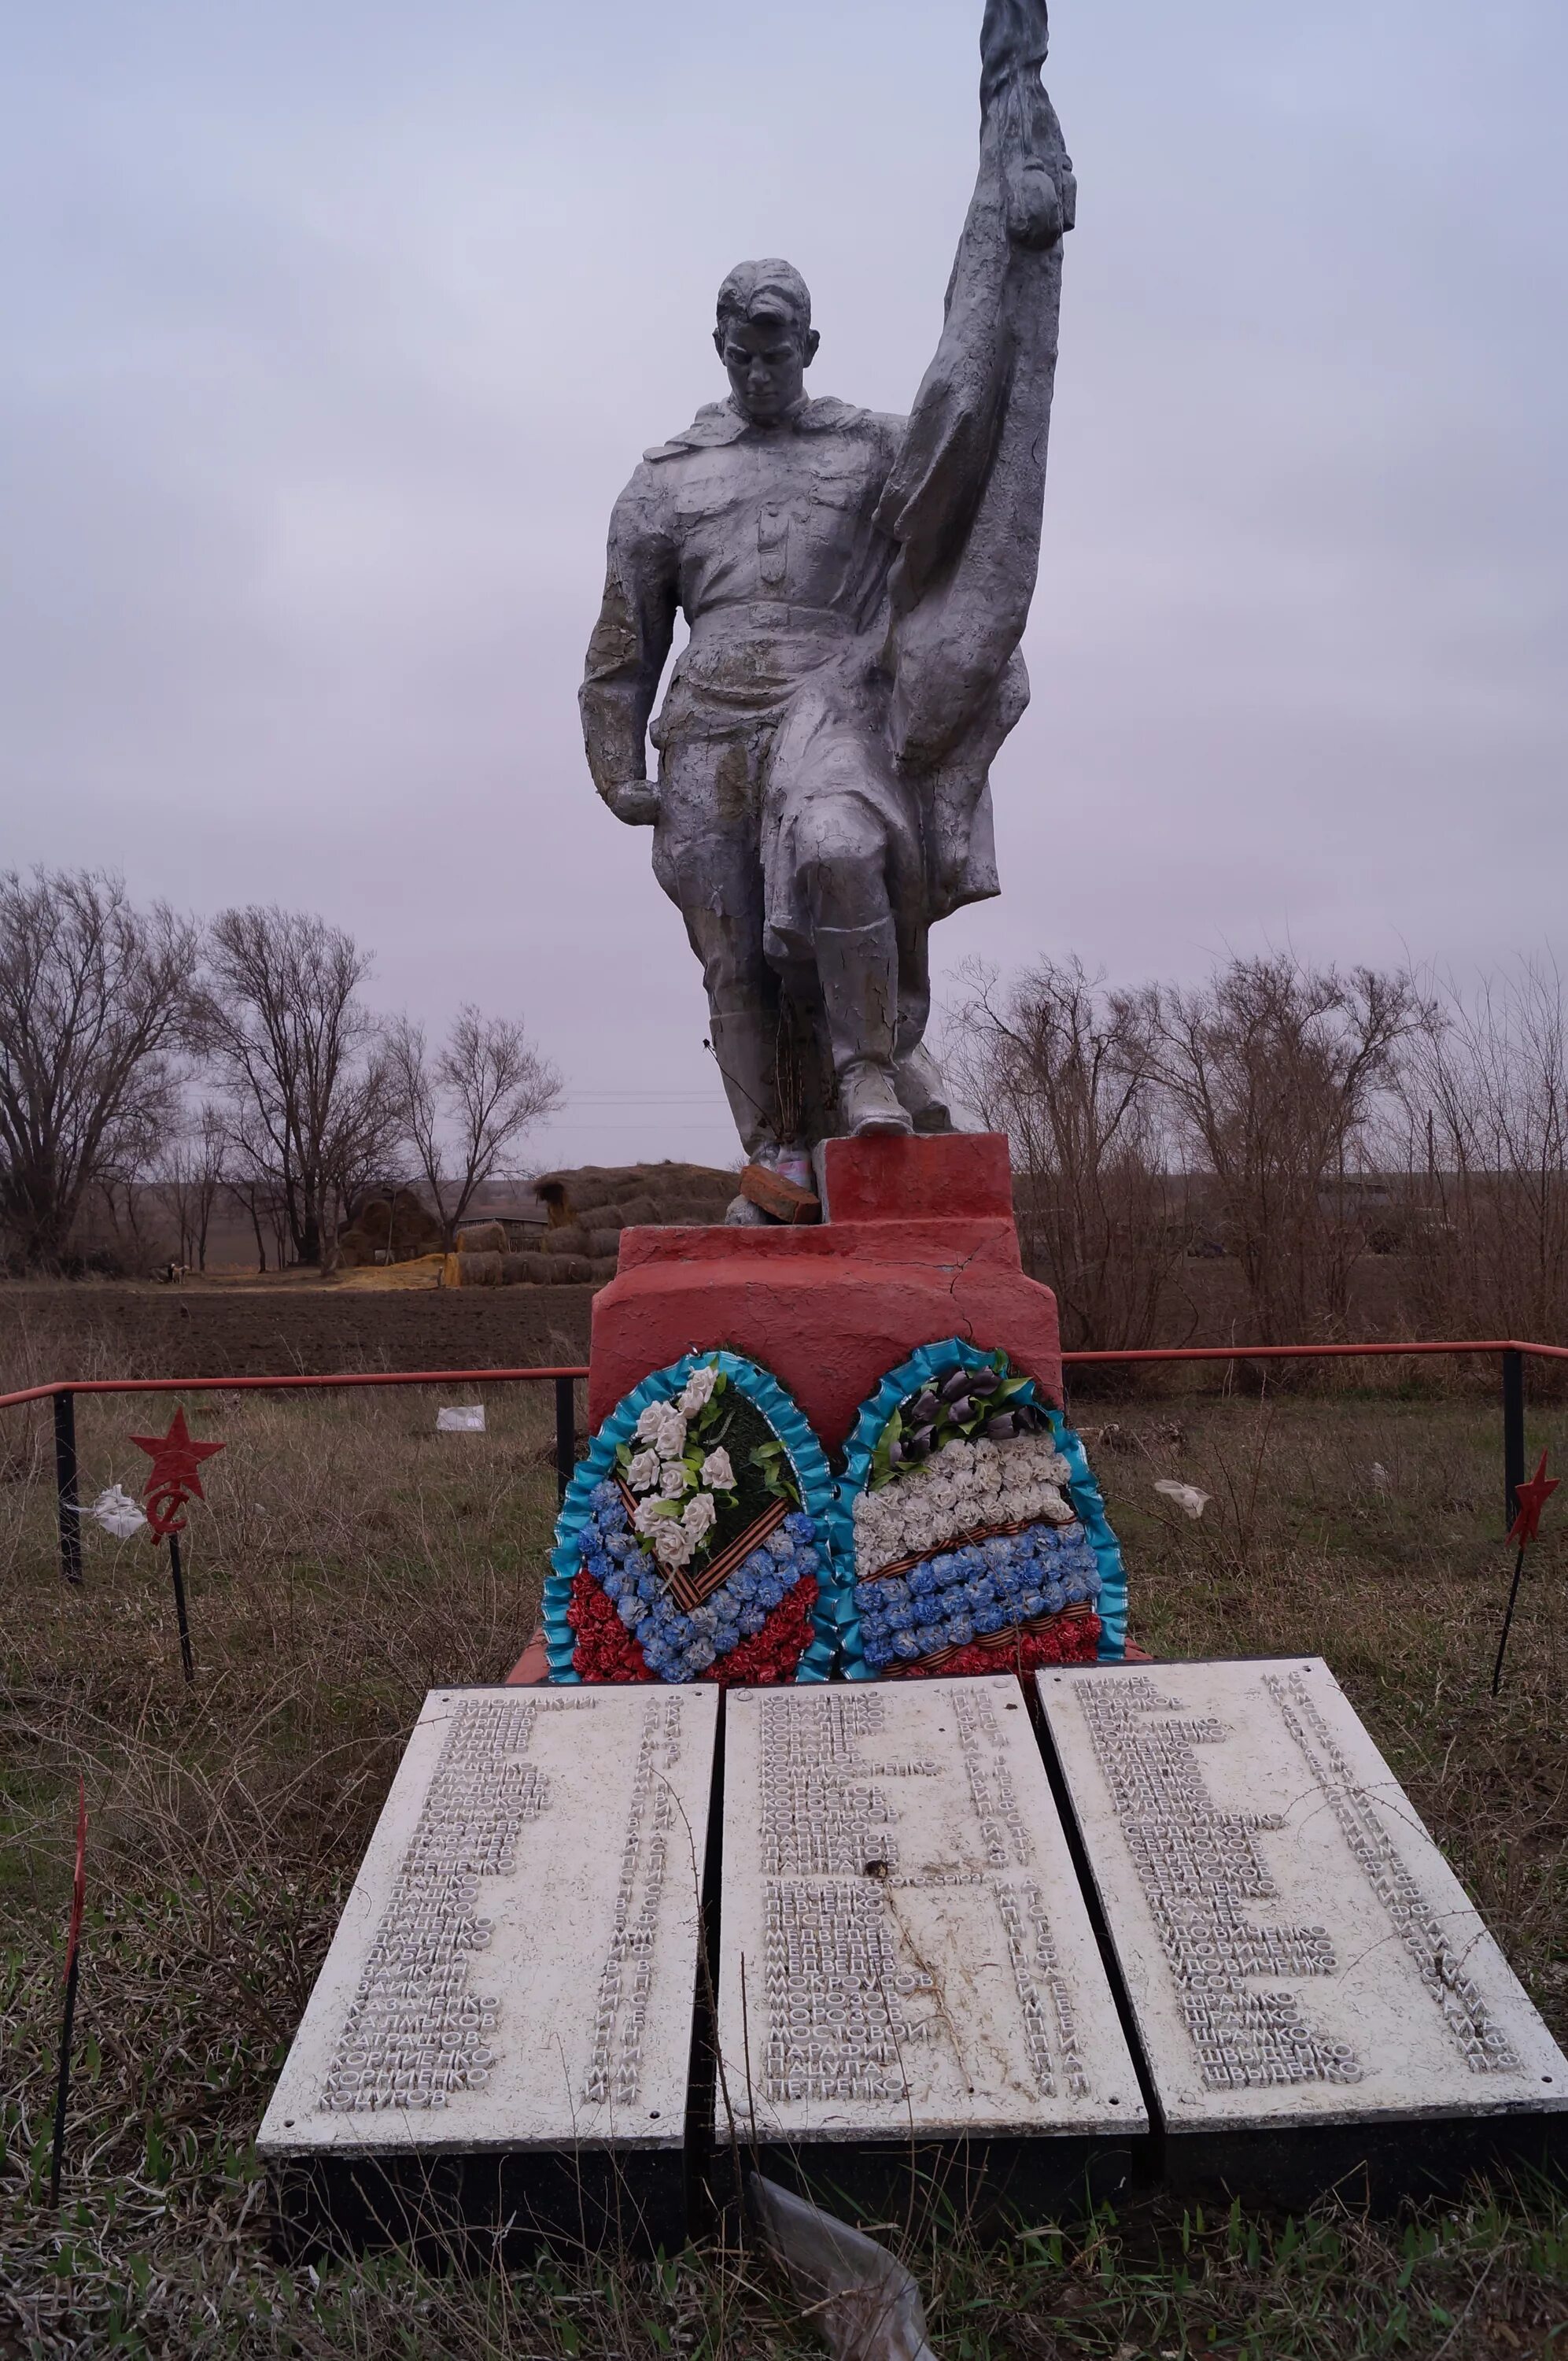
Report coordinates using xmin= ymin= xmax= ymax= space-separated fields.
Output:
xmin=1507 ymin=1452 xmax=1559 ymax=1549
xmin=129 ymin=1408 xmax=225 ymax=1539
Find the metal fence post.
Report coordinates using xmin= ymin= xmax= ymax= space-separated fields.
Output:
xmin=555 ymin=1375 xmax=577 ymax=1504
xmin=1501 ymin=1347 xmax=1526 ymax=1533
xmin=53 ymin=1389 xmax=83 ymax=1585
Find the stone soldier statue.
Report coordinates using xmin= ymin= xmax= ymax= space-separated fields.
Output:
xmin=581 ymin=0 xmax=1073 ymax=1191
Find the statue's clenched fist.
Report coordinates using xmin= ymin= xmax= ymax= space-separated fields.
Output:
xmin=601 ymin=778 xmax=660 ymax=828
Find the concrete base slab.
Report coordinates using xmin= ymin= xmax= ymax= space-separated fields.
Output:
xmin=259 ymin=1685 xmax=720 ymax=2256
xmin=1038 ymin=1659 xmax=1568 ymax=2207
xmin=714 ymin=1677 xmax=1146 ymax=2223
xmin=729 ymin=2134 xmax=1134 ymax=2240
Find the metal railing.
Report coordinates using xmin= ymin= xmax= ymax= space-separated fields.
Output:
xmin=2 ymin=1340 xmax=1563 ymax=1587
xmin=0 ymin=1365 xmax=588 ymax=1584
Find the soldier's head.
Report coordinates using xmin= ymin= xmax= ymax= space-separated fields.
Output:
xmin=714 ymin=260 xmax=819 ymax=423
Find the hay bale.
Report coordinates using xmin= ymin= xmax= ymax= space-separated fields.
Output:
xmin=588 ymin=1255 xmax=620 ymax=1284
xmin=614 ymin=1194 xmax=660 ymax=1229
xmin=586 ymin=1228 xmax=623 ymax=1260
xmin=456 ymin=1221 xmax=508 ymax=1255
xmin=551 ymin=1253 xmax=592 ymax=1284
xmin=533 ymin=1162 xmax=738 ymax=1231
xmin=496 ymin=1252 xmax=555 ymax=1284
xmin=451 ymin=1251 xmax=503 ymax=1288
xmin=541 ymin=1225 xmax=588 ymax=1257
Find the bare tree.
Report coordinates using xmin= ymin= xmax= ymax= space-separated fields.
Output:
xmin=153 ymin=1104 xmax=228 ymax=1271
xmin=1133 ymin=954 xmax=1431 ymax=1341
xmin=197 ymin=908 xmax=397 ymax=1269
xmin=946 ymin=958 xmax=1184 ymax=1350
xmin=387 ymin=1006 xmax=563 ymax=1250
xmin=1392 ymin=958 xmax=1568 ymax=1339
xmin=0 ymin=870 xmax=198 ymax=1269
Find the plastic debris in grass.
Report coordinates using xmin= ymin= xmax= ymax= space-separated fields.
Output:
xmin=1153 ymin=1479 xmax=1211 ymax=1520
xmin=81 ymin=1485 xmax=147 ymax=1539
xmin=436 ymin=1405 xmax=486 ymax=1433
xmin=749 ymin=2174 xmax=939 ymax=2361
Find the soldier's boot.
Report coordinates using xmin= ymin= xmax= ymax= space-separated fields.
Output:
xmin=709 ymin=1005 xmax=815 ymax=1222
xmin=817 ymin=922 xmax=915 ymax=1137
xmin=893 ymin=1042 xmax=955 ymax=1134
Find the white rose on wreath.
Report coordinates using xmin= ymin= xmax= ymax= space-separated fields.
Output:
xmin=699 ymin=1447 xmax=734 ymax=1491
xmin=683 ymin=1491 xmax=718 ymax=1542
xmin=659 ymin=1461 xmax=690 ymax=1499
xmin=654 ymin=1410 xmax=688 ymax=1461
xmin=634 ymin=1495 xmax=677 ymax=1535
xmin=635 ymin=1402 xmax=668 ymax=1445
xmin=679 ymin=1366 xmax=718 ymax=1414
xmin=652 ymin=1521 xmax=695 ymax=1568
xmin=626 ymin=1449 xmax=661 ymax=1494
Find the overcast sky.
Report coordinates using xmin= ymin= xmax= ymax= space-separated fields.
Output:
xmin=3 ymin=0 xmax=1564 ymax=1172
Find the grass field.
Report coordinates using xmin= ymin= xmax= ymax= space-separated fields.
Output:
xmin=2 ymin=1377 xmax=1566 ymax=2358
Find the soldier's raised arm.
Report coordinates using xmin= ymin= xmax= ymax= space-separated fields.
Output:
xmin=874 ymin=0 xmax=1074 ymax=770
xmin=579 ymin=464 xmax=678 ymax=827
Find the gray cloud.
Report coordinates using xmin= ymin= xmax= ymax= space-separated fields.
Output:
xmin=2 ymin=0 xmax=1563 ymax=1169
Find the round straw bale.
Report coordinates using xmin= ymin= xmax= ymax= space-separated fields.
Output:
xmin=586 ymin=1228 xmax=623 ymax=1260
xmin=588 ymin=1256 xmax=620 ymax=1284
xmin=504 ymin=1253 xmax=557 ymax=1283
xmin=552 ymin=1254 xmax=592 ymax=1284
xmin=541 ymin=1225 xmax=588 ymax=1257
xmin=614 ymin=1195 xmax=659 ymax=1228
xmin=456 ymin=1220 xmax=508 ymax=1255
xmin=453 ymin=1251 xmax=503 ymax=1288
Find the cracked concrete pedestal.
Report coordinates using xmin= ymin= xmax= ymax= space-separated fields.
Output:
xmin=588 ymin=1133 xmax=1061 ymax=1447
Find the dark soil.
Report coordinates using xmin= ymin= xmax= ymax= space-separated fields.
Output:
xmin=0 ymin=1280 xmax=596 ymax=1387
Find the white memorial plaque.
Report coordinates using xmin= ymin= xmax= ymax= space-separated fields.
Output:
xmin=717 ymin=1678 xmax=1146 ymax=2149
xmin=260 ymin=1685 xmax=719 ymax=2163
xmin=1038 ymin=1660 xmax=1568 ymax=2146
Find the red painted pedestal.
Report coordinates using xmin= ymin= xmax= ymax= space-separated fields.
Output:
xmin=588 ymin=1132 xmax=1061 ymax=1452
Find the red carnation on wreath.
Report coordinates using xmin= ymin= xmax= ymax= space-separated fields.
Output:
xmin=569 ymin=1570 xmax=818 ymax=1687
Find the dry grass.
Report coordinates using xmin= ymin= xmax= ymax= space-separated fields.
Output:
xmin=2 ymin=1381 xmax=1566 ymax=2357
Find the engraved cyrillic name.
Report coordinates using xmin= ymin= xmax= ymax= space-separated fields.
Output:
xmin=996 ymin=1878 xmax=1088 ymax=2098
xmin=954 ymin=1685 xmax=1031 ymax=1868
xmin=1078 ymin=1679 xmax=1360 ymax=2093
xmin=1265 ymin=1672 xmax=1520 ymax=2075
xmin=756 ymin=1691 xmax=915 ymax=2105
xmin=583 ymin=1693 xmax=686 ymax=2107
xmin=762 ymin=1878 xmax=925 ymax=2103
xmin=760 ymin=1690 xmax=900 ymax=1876
xmin=319 ymin=1698 xmax=548 ymax=2112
